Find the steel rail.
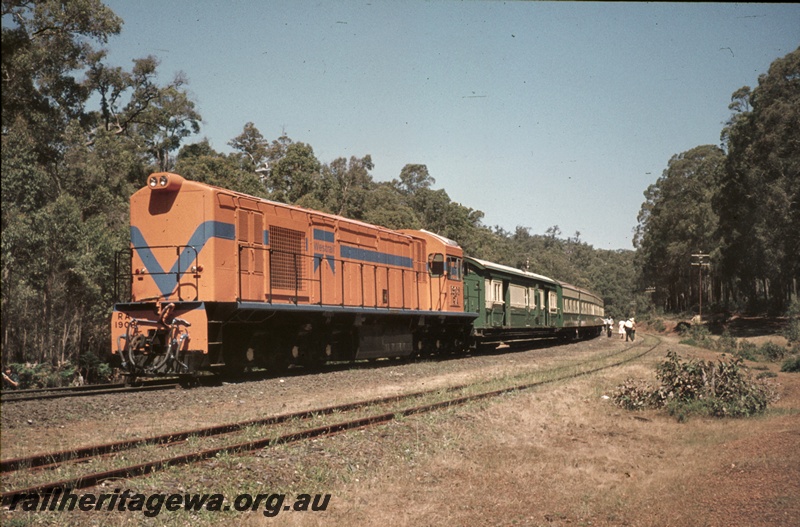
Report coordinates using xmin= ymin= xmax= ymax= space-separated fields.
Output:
xmin=0 ymin=336 xmax=659 ymax=503
xmin=1 ymin=383 xmax=179 ymax=403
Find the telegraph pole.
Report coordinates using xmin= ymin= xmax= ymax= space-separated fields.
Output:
xmin=691 ymin=253 xmax=710 ymax=320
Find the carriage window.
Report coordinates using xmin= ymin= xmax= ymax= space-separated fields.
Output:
xmin=428 ymin=253 xmax=445 ymax=277
xmin=492 ymin=280 xmax=504 ymax=304
xmin=549 ymin=291 xmax=558 ymax=313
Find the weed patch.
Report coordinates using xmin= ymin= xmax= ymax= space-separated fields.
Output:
xmin=613 ymin=351 xmax=778 ymax=420
xmin=781 ymin=355 xmax=800 ymax=373
xmin=678 ymin=324 xmax=790 ymax=363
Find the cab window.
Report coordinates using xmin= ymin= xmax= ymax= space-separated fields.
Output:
xmin=428 ymin=253 xmax=445 ymax=277
xmin=446 ymin=256 xmax=462 ymax=281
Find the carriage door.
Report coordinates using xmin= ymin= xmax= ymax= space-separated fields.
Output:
xmin=237 ymin=208 xmax=265 ymax=301
xmin=547 ymin=290 xmax=558 ymax=327
xmin=486 ymin=279 xmax=505 ymax=327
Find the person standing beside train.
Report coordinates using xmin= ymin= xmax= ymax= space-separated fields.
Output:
xmin=618 ymin=319 xmax=625 ymax=340
xmin=624 ymin=317 xmax=635 ymax=342
xmin=607 ymin=317 xmax=614 ymax=337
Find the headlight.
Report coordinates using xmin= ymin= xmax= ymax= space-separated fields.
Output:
xmin=149 ymin=176 xmax=158 ymax=187
xmin=159 ymin=175 xmax=168 ymax=186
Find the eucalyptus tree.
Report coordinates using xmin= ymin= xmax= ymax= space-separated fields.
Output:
xmin=2 ymin=0 xmax=123 ymax=368
xmin=717 ymin=47 xmax=800 ymax=310
xmin=634 ymin=145 xmax=725 ymax=312
xmin=2 ymin=0 xmax=204 ymax=371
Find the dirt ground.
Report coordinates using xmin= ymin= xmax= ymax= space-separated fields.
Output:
xmin=1 ymin=323 xmax=798 ymax=526
xmin=260 ymin=328 xmax=799 ymax=527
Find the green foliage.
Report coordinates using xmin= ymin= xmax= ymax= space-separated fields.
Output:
xmin=716 ymin=48 xmax=800 ymax=311
xmin=9 ymin=362 xmax=80 ymax=389
xmin=783 ymin=318 xmax=800 ymax=346
xmin=677 ymin=323 xmax=713 ymax=347
xmin=714 ymin=330 xmax=739 ymax=355
xmin=631 ymin=48 xmax=800 ymax=312
xmin=736 ymin=341 xmax=759 ymax=361
xmin=784 ymin=301 xmax=800 ymax=355
xmin=611 ymin=379 xmax=659 ymax=411
xmin=759 ymin=342 xmax=786 ymax=361
xmin=1 ymin=1 xmax=199 ymax=372
xmin=634 ymin=145 xmax=725 ymax=312
xmin=612 ymin=351 xmax=778 ymax=420
xmin=5 ymin=2 xmax=793 ymax=385
xmin=780 ymin=355 xmax=800 ymax=372
xmin=677 ymin=324 xmax=788 ymax=363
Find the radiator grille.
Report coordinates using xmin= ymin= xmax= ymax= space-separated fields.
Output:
xmin=270 ymin=226 xmax=306 ymax=291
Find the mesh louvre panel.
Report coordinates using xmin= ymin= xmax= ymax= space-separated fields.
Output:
xmin=270 ymin=226 xmax=306 ymax=291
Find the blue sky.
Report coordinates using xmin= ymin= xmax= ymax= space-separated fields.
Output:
xmin=101 ymin=1 xmax=799 ymax=250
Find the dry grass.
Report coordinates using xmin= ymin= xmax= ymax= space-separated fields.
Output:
xmin=2 ymin=333 xmax=798 ymax=526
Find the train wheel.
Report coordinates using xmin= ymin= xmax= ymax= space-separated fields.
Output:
xmin=221 ymin=328 xmax=249 ymax=376
xmin=260 ymin=351 xmax=290 ymax=374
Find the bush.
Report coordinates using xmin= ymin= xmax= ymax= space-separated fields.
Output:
xmin=782 ymin=318 xmax=800 ymax=346
xmin=759 ymin=342 xmax=787 ymax=361
xmin=736 ymin=341 xmax=759 ymax=361
xmin=612 ymin=379 xmax=657 ymax=410
xmin=715 ymin=330 xmax=739 ymax=355
xmin=781 ymin=355 xmax=800 ymax=372
xmin=678 ymin=324 xmax=713 ymax=348
xmin=612 ymin=351 xmax=778 ymax=420
xmin=9 ymin=362 xmax=81 ymax=389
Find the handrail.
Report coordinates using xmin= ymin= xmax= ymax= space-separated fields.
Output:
xmin=114 ymin=245 xmax=200 ymax=303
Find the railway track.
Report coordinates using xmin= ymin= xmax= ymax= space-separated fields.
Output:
xmin=0 ymin=378 xmax=181 ymax=403
xmin=0 ymin=335 xmax=660 ymax=503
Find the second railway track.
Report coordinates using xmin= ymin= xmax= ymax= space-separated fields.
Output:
xmin=0 ymin=379 xmax=182 ymax=403
xmin=0 ymin=335 xmax=661 ymax=503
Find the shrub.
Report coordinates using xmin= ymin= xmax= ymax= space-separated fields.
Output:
xmin=612 ymin=379 xmax=657 ymax=410
xmin=781 ymin=355 xmax=800 ymax=372
xmin=612 ymin=351 xmax=778 ymax=420
xmin=736 ymin=341 xmax=759 ymax=361
xmin=759 ymin=342 xmax=786 ymax=361
xmin=782 ymin=318 xmax=800 ymax=346
xmin=9 ymin=362 xmax=81 ymax=389
xmin=715 ymin=330 xmax=739 ymax=355
xmin=679 ymin=324 xmax=713 ymax=348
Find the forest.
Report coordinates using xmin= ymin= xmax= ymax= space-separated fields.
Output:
xmin=2 ymin=1 xmax=798 ymax=384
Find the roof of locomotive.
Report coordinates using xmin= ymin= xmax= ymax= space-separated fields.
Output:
xmin=418 ymin=229 xmax=460 ymax=247
xmin=141 ymin=173 xmax=417 ymax=240
xmin=464 ymin=256 xmax=556 ymax=285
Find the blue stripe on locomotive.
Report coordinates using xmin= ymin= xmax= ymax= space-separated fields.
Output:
xmin=130 ymin=221 xmax=235 ymax=297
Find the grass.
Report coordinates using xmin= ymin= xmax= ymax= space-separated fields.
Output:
xmin=3 ymin=334 xmax=798 ymax=526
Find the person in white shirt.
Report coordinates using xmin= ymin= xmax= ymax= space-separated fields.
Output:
xmin=624 ymin=317 xmax=636 ymax=341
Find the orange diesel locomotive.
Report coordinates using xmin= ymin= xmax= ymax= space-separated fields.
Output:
xmin=111 ymin=173 xmax=476 ymax=378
